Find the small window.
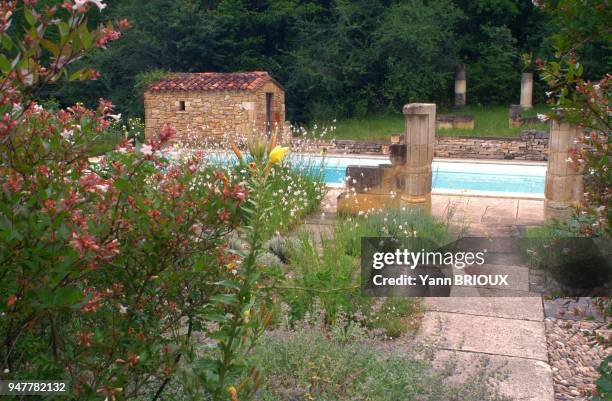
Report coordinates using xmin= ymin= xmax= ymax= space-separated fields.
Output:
xmin=178 ymin=100 xmax=186 ymax=111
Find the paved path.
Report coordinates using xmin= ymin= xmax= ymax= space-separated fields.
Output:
xmin=420 ymin=297 xmax=554 ymax=401
xmin=313 ymin=189 xmax=555 ymax=400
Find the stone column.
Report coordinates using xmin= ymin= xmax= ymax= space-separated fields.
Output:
xmin=454 ymin=64 xmax=466 ymax=108
xmin=508 ymin=104 xmax=522 ymax=128
xmin=544 ymin=121 xmax=584 ymax=220
xmin=520 ymin=72 xmax=533 ymax=109
xmin=400 ymin=103 xmax=436 ymax=212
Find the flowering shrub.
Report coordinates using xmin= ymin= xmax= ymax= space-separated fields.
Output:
xmin=0 ymin=2 xmax=288 ymax=400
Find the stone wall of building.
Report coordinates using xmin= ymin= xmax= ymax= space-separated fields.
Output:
xmin=253 ymin=81 xmax=286 ymax=134
xmin=323 ymin=130 xmax=549 ymax=160
xmin=144 ymin=83 xmax=285 ymax=143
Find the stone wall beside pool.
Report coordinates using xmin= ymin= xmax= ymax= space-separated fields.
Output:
xmin=435 ymin=130 xmax=548 ymax=161
xmin=324 ymin=130 xmax=549 ymax=161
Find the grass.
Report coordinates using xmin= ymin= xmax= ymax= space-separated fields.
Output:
xmin=250 ymin=324 xmax=510 ymax=401
xmin=328 ymin=105 xmax=550 ymax=141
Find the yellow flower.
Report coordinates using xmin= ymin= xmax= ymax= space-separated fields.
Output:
xmin=227 ymin=386 xmax=238 ymax=401
xmin=268 ymin=146 xmax=289 ymax=166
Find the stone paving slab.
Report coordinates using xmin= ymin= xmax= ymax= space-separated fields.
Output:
xmin=461 ymin=263 xmax=530 ymax=292
xmin=456 ymin=287 xmax=538 ymax=297
xmin=419 ymin=311 xmax=548 ymax=361
xmin=425 ymin=297 xmax=544 ymax=321
xmin=432 ymin=350 xmax=554 ymax=401
xmin=482 ymin=252 xmax=527 ymax=266
xmin=517 ymin=199 xmax=546 ymax=222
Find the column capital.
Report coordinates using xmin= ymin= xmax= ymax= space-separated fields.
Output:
xmin=402 ymin=103 xmax=436 ymax=116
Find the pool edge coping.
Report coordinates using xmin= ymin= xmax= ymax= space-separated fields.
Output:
xmin=326 ymin=185 xmax=545 ymax=200
xmin=295 ymin=152 xmax=548 ymax=167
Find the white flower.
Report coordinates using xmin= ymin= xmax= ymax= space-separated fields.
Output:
xmin=140 ymin=144 xmax=153 ymax=156
xmin=107 ymin=113 xmax=122 ymax=121
xmin=545 ymin=91 xmax=553 ymax=97
xmin=74 ymin=0 xmax=107 ymax=10
xmin=61 ymin=129 xmax=74 ymax=140
xmin=537 ymin=113 xmax=549 ymax=122
xmin=119 ymin=304 xmax=128 ymax=314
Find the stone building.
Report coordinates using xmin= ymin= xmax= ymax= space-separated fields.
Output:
xmin=144 ymin=71 xmax=285 ymax=142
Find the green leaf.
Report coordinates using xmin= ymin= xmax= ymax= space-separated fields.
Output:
xmin=209 ymin=294 xmax=238 ymax=306
xmin=0 ymin=54 xmax=11 ymax=74
xmin=58 ymin=21 xmax=70 ymax=41
xmin=1 ymin=33 xmax=14 ymax=51
xmin=80 ymin=25 xmax=93 ymax=49
xmin=40 ymin=39 xmax=60 ymax=57
xmin=202 ymin=312 xmax=230 ymax=322
xmin=24 ymin=8 xmax=36 ymax=26
xmin=115 ymin=177 xmax=130 ymax=191
xmin=214 ymin=280 xmax=241 ymax=290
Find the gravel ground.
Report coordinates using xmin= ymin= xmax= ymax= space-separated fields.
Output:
xmin=546 ymin=317 xmax=610 ymax=401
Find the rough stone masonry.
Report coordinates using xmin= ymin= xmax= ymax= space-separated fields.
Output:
xmin=144 ymin=71 xmax=285 ymax=143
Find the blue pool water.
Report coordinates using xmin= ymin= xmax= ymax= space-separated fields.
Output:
xmin=290 ymin=155 xmax=546 ymax=195
xmin=203 ymin=153 xmax=546 ymax=196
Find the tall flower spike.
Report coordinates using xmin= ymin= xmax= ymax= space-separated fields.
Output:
xmin=229 ymin=137 xmax=243 ymax=163
xmin=267 ymin=131 xmax=277 ymax=153
xmin=247 ymin=132 xmax=266 ymax=162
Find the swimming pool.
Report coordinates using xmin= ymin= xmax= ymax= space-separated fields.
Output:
xmin=202 ymin=152 xmax=546 ymax=197
xmin=289 ymin=154 xmax=546 ymax=197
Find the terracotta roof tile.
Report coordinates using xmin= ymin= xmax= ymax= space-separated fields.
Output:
xmin=147 ymin=71 xmax=281 ymax=92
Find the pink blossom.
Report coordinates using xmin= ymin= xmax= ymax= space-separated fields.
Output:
xmin=140 ymin=144 xmax=153 ymax=156
xmin=70 ymin=232 xmax=100 ymax=258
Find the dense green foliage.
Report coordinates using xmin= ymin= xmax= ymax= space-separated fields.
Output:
xmin=593 ymin=355 xmax=612 ymax=401
xmin=44 ymin=0 xmax=610 ymax=123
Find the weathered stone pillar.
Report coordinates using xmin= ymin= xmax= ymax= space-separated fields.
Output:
xmin=509 ymin=104 xmax=522 ymax=128
xmin=400 ymin=103 xmax=436 ymax=212
xmin=454 ymin=64 xmax=466 ymax=108
xmin=544 ymin=121 xmax=584 ymax=220
xmin=520 ymin=72 xmax=534 ymax=109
